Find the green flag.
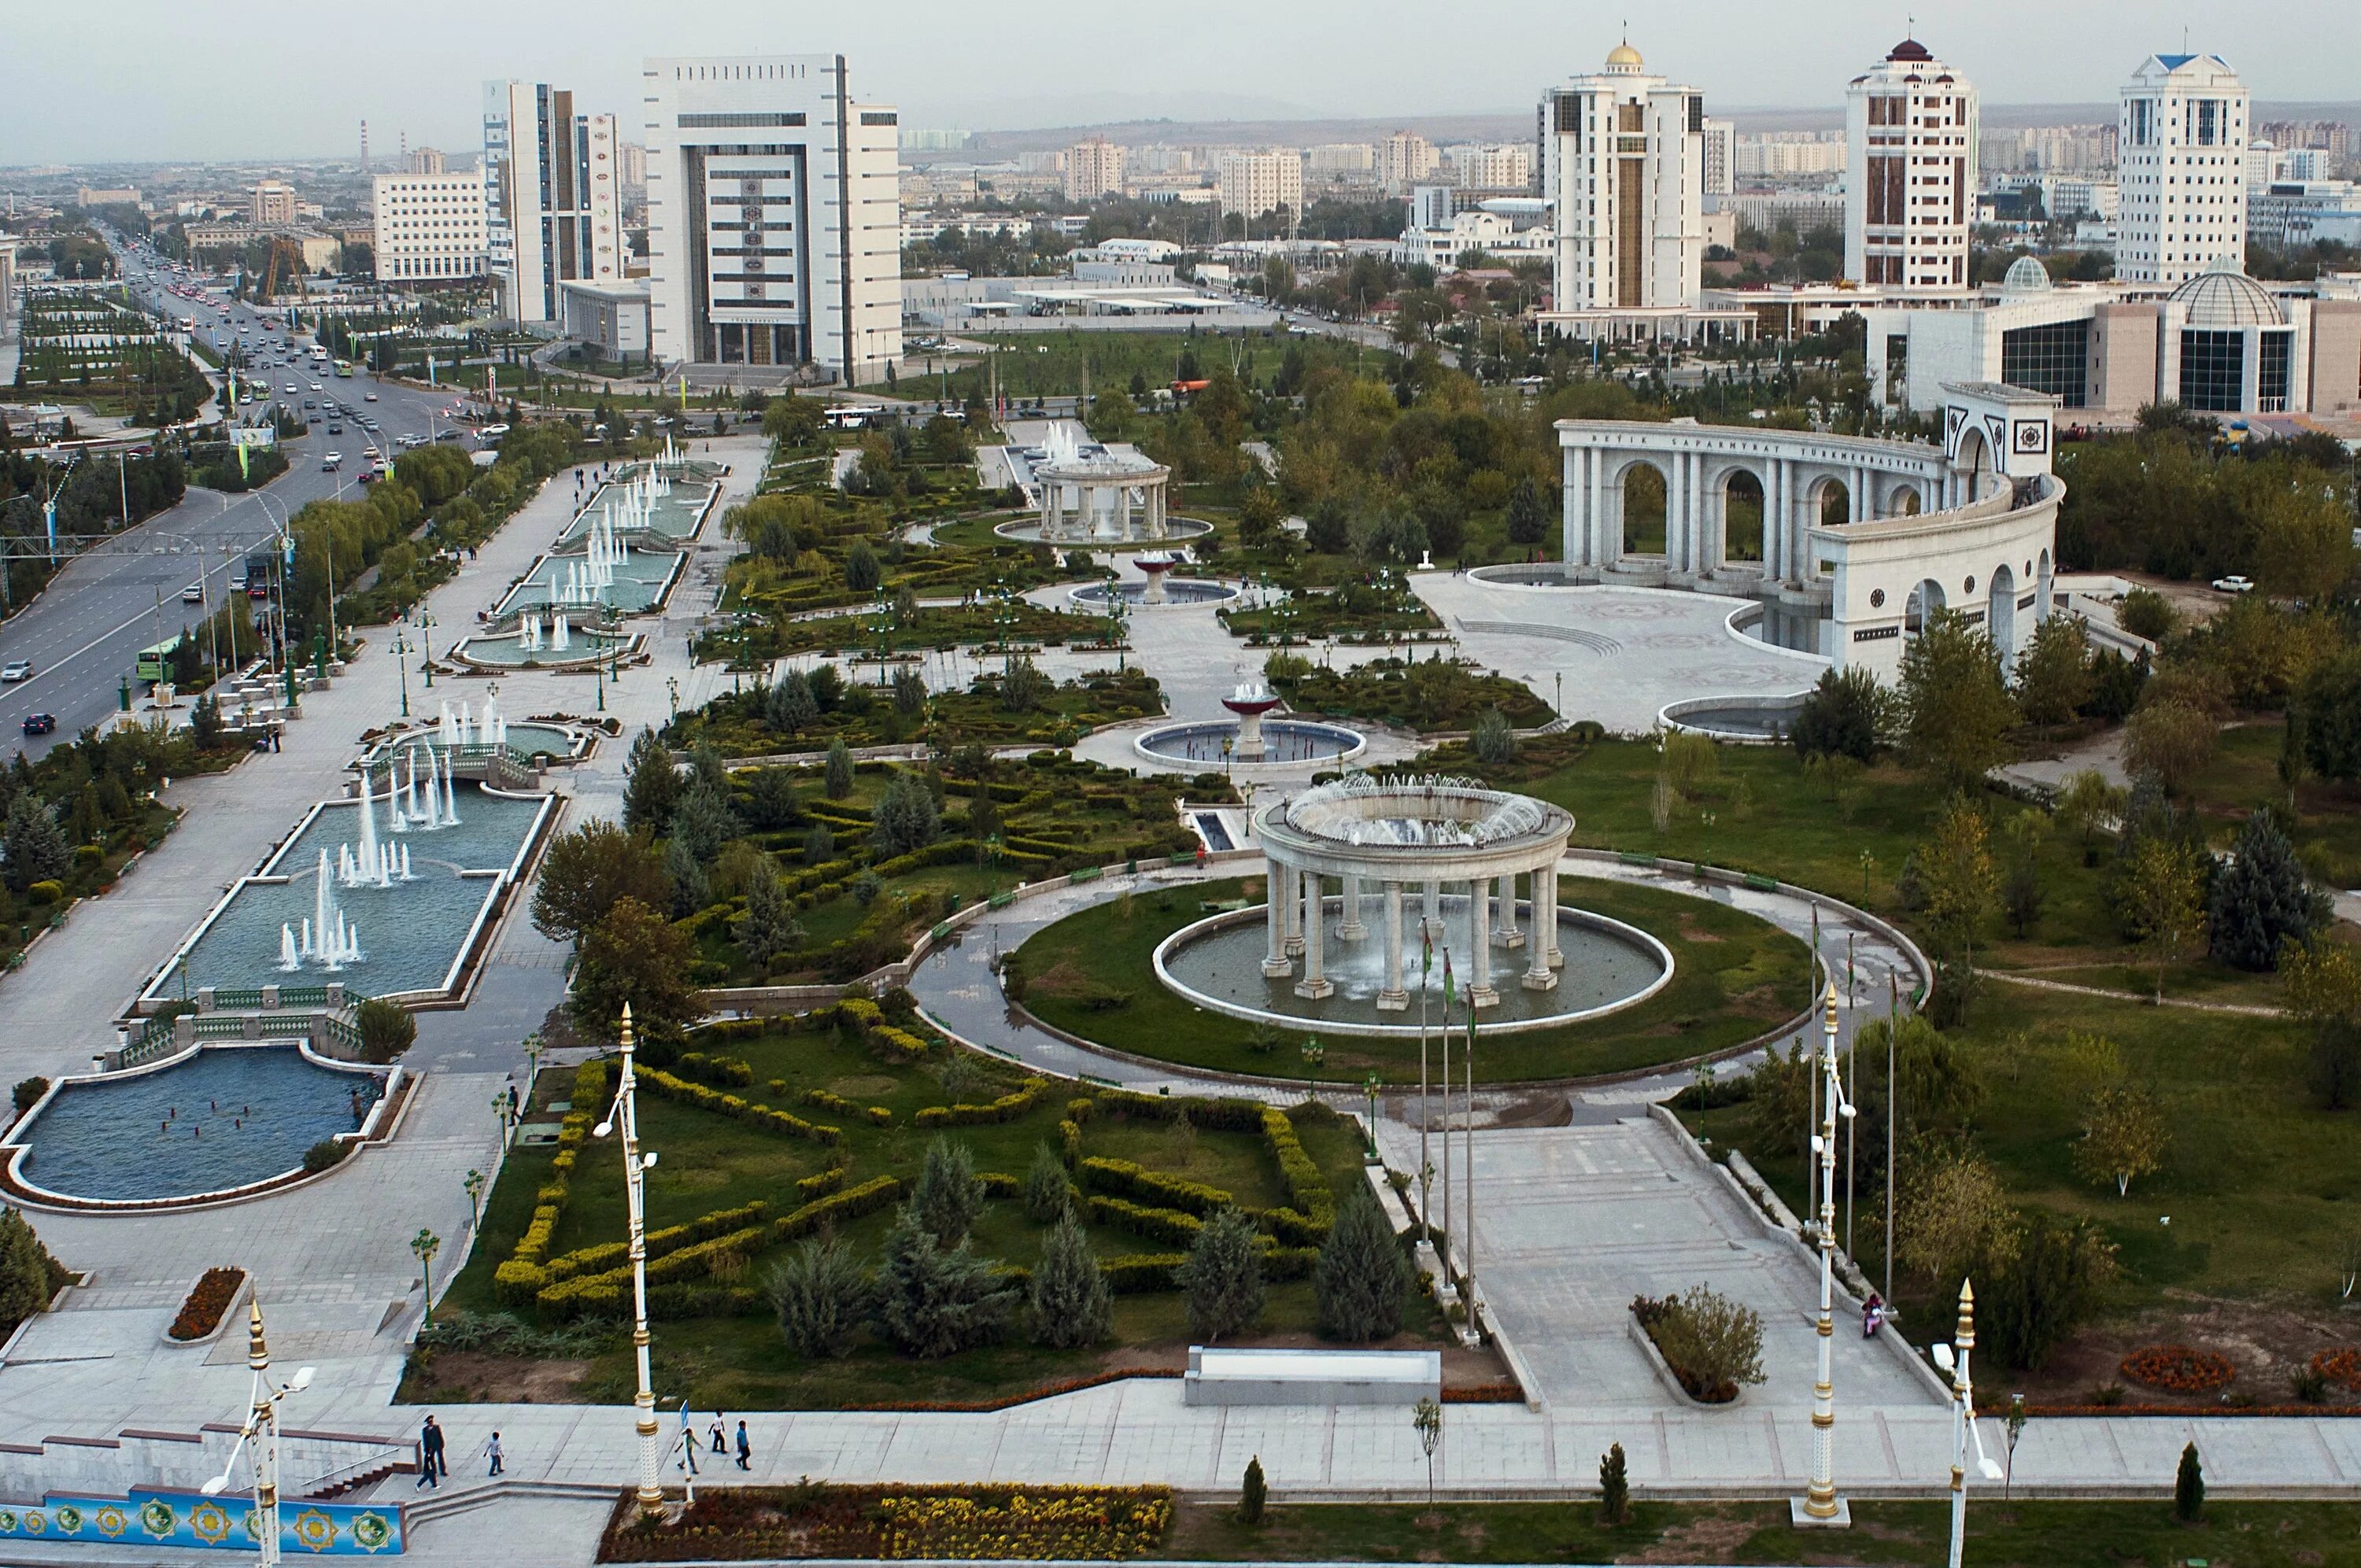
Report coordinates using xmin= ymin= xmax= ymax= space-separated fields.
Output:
xmin=235 ymin=440 xmax=248 ymax=482
xmin=1441 ymin=950 xmax=1455 ymax=1012
xmin=1421 ymin=927 xmax=1432 ymax=983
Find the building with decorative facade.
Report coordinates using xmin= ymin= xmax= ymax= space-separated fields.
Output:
xmin=1843 ymin=38 xmax=1977 ymax=295
xmin=482 ymin=80 xmax=623 ymax=324
xmin=2118 ymin=53 xmax=2249 ymax=285
xmin=643 ymin=53 xmax=903 ymax=383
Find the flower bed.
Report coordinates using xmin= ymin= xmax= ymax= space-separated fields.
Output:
xmin=600 ymin=1483 xmax=1174 ymax=1562
xmin=1443 ymin=1381 xmax=1526 ymax=1404
xmin=2315 ymin=1347 xmax=2361 ymax=1392
xmin=2119 ymin=1344 xmax=2237 ymax=1394
xmin=168 ymin=1267 xmax=247 ymax=1341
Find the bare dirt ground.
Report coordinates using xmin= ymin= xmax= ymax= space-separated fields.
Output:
xmin=1996 ymin=1291 xmax=2361 ymax=1409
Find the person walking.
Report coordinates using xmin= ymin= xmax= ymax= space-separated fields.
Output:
xmin=415 ymin=1416 xmax=443 ymax=1489
xmin=675 ymin=1403 xmax=699 ymax=1475
xmin=734 ymin=1420 xmax=751 ymax=1471
xmin=482 ymin=1431 xmax=503 ymax=1477
xmin=708 ymin=1414 xmax=727 ymax=1455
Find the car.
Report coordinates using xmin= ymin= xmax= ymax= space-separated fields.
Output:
xmin=309 ymin=382 xmax=323 ymax=393
xmin=2212 ymin=575 xmax=2255 ymax=594
xmin=181 ymin=583 xmax=205 ymax=603
xmin=20 ymin=714 xmax=55 ymax=737
xmin=1 ymin=660 xmax=31 ymax=682
xmin=364 ymin=392 xmax=379 ymax=401
xmin=328 ymin=422 xmax=343 ymax=434
xmin=283 ymin=383 xmax=297 ymax=393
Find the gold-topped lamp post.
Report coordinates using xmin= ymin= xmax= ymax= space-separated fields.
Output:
xmin=200 ymin=1303 xmax=316 ymax=1568
xmin=593 ymin=1002 xmax=664 ymax=1515
xmin=1935 ymin=1280 xmax=2005 ymax=1568
xmin=1795 ymin=980 xmax=1854 ymax=1527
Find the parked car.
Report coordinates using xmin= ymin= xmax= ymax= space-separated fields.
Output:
xmin=2211 ymin=574 xmax=2255 ymax=594
xmin=20 ymin=713 xmax=56 ymax=736
xmin=1 ymin=659 xmax=31 ymax=682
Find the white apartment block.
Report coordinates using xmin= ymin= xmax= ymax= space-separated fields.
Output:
xmin=1306 ymin=142 xmax=1376 ymax=176
xmin=249 ymin=180 xmax=297 ymax=226
xmin=1540 ymin=42 xmax=1705 ymax=313
xmin=1450 ymin=142 xmax=1533 ymax=191
xmin=1217 ymin=150 xmax=1302 ymax=223
xmin=483 ymin=81 xmax=624 ymax=324
xmin=1735 ymin=135 xmax=1846 ymax=179
xmin=2118 ymin=53 xmax=2249 ymax=285
xmin=1380 ymin=131 xmax=1439 ymax=194
xmin=1845 ymin=37 xmax=1977 ymax=295
xmin=1700 ymin=119 xmax=1735 ymax=196
xmin=1064 ymin=137 xmax=1125 ymax=202
xmin=644 ymin=53 xmax=903 ymax=383
xmin=371 ymin=174 xmax=490 ymax=283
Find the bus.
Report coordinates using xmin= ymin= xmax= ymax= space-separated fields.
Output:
xmin=334 ymin=358 xmax=353 ymax=378
xmin=135 ymin=635 xmax=186 ymax=681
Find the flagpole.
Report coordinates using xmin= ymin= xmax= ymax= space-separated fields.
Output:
xmin=1439 ymin=949 xmax=1452 ymax=1294
xmin=1417 ymin=937 xmax=1431 ymax=1250
xmin=1464 ymin=991 xmax=1476 ymax=1337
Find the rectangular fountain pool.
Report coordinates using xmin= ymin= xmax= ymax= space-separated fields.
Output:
xmin=143 ymin=783 xmax=553 ymax=1005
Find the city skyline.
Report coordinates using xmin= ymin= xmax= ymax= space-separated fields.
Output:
xmin=7 ymin=0 xmax=2361 ymax=164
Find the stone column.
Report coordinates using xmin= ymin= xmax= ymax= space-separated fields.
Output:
xmin=1339 ymin=874 xmax=1366 ymax=940
xmin=1523 ymin=858 xmax=1559 ymax=991
xmin=1469 ymin=879 xmax=1498 ymax=1009
xmin=1281 ymin=861 xmax=1304 ymax=957
xmin=1544 ymin=861 xmax=1563 ymax=970
xmin=1423 ymin=879 xmax=1443 ymax=936
xmin=1561 ymin=445 xmax=1580 ymax=566
xmin=1589 ymin=448 xmax=1608 ymax=570
xmin=1262 ymin=854 xmax=1292 ymax=976
xmin=1296 ymin=868 xmax=1333 ymax=999
xmin=1378 ymin=882 xmax=1408 ymax=1010
xmin=1498 ymin=872 xmax=1524 ymax=949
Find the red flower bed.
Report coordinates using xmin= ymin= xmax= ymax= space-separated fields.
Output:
xmin=2119 ymin=1344 xmax=2236 ymax=1393
xmin=1444 ymin=1382 xmax=1526 ymax=1404
xmin=2315 ymin=1348 xmax=2361 ymax=1392
xmin=168 ymin=1267 xmax=245 ymax=1341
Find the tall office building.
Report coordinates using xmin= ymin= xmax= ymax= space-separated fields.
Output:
xmin=644 ymin=53 xmax=903 ymax=382
xmin=1381 ymin=131 xmax=1439 ymax=194
xmin=2118 ymin=53 xmax=2249 ymax=285
xmin=1699 ymin=118 xmax=1735 ymax=197
xmin=482 ymin=80 xmax=623 ymax=323
xmin=1539 ymin=42 xmax=1705 ymax=313
xmin=371 ymin=173 xmax=490 ymax=284
xmin=1064 ymin=136 xmax=1126 ymax=201
xmin=1844 ymin=38 xmax=1978 ymax=294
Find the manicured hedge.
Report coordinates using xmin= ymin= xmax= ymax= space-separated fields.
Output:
xmin=914 ymin=1077 xmax=1051 ymax=1128
xmin=1078 ymin=1157 xmax=1236 ymax=1219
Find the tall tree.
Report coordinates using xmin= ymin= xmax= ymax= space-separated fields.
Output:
xmin=2072 ymin=1082 xmax=2169 ymax=1197
xmin=1504 ymin=474 xmax=1550 ymax=547
xmin=1178 ymin=1208 xmax=1265 ymax=1341
xmin=732 ymin=854 xmax=803 ymax=967
xmin=2012 ymin=617 xmax=2093 ymax=725
xmin=1897 ymin=609 xmax=2016 ymax=787
xmin=621 ymin=728 xmax=682 ymax=836
xmin=2209 ymin=809 xmax=2324 ymax=970
xmin=2119 ymin=836 xmax=2208 ymax=1003
xmin=873 ymin=772 xmax=940 ymax=858
xmin=1917 ymin=795 xmax=2000 ymax=975
xmin=872 ymin=1202 xmax=1013 ymax=1360
xmin=767 ymin=671 xmax=819 ymax=736
xmin=765 ymin=1233 xmax=870 ymax=1359
xmin=2282 ymin=939 xmax=2361 ymax=1109
xmin=1314 ymin=1186 xmax=1410 ymax=1341
xmin=824 ymin=738 xmax=855 ymax=800
xmin=1 ymin=795 xmax=70 ymax=895
xmin=569 ymin=897 xmax=696 ymax=1041
xmin=1028 ymin=1212 xmax=1113 ymax=1349
xmin=911 ymin=1136 xmax=984 ymax=1247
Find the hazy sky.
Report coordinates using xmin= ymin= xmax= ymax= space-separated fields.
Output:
xmin=9 ymin=0 xmax=2360 ymax=164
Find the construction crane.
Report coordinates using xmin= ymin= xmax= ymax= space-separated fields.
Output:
xmin=257 ymin=237 xmax=308 ymax=305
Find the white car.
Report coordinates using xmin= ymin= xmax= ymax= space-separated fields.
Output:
xmin=1 ymin=660 xmax=31 ymax=682
xmin=364 ymin=392 xmax=379 ymax=401
xmin=2211 ymin=575 xmax=2255 ymax=594
xmin=283 ymin=383 xmax=297 ymax=393
xmin=310 ymin=382 xmax=323 ymax=392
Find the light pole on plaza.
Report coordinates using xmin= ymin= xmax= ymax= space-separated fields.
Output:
xmin=418 ymin=609 xmax=437 ymax=689
xmin=594 ymin=1003 xmax=665 ymax=1516
xmin=391 ymin=621 xmax=412 ymax=718
xmin=1935 ymin=1280 xmax=2004 ymax=1568
xmin=200 ymin=1304 xmax=314 ymax=1568
xmin=1796 ymin=980 xmax=1853 ymax=1528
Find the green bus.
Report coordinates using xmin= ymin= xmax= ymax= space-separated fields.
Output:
xmin=135 ymin=635 xmax=186 ymax=681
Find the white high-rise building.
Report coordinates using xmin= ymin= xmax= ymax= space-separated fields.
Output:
xmin=1064 ymin=137 xmax=1126 ymax=201
xmin=1844 ymin=37 xmax=1978 ymax=295
xmin=1700 ymin=118 xmax=1735 ymax=197
xmin=371 ymin=173 xmax=490 ymax=284
xmin=1540 ymin=42 xmax=1705 ymax=314
xmin=645 ymin=53 xmax=903 ymax=383
xmin=1450 ymin=143 xmax=1533 ymax=192
xmin=1216 ymin=150 xmax=1302 ymax=223
xmin=1381 ymin=131 xmax=1439 ymax=194
xmin=482 ymin=81 xmax=623 ymax=323
xmin=2118 ymin=52 xmax=2249 ymax=286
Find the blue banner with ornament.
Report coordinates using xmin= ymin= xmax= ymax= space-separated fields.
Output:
xmin=0 ymin=1489 xmax=402 ymax=1553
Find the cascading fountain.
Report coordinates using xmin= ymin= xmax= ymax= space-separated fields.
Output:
xmin=552 ymin=613 xmax=571 ymax=651
xmin=298 ymin=848 xmax=362 ymax=968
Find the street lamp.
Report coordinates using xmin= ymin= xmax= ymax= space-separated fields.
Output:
xmin=1934 ymin=1281 xmax=2005 ymax=1568
xmin=594 ymin=1004 xmax=666 ymax=1518
xmin=1795 ymin=981 xmax=1855 ymax=1528
xmin=418 ymin=609 xmax=437 ymax=688
xmin=666 ymin=676 xmax=680 ymax=720
xmin=199 ymin=1304 xmax=315 ymax=1568
xmin=391 ymin=622 xmax=412 ymax=718
xmin=410 ymin=1228 xmax=441 ymax=1328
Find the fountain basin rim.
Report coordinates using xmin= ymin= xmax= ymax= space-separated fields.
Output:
xmin=0 ymin=1043 xmax=401 ymax=1212
xmin=1131 ymin=718 xmax=1368 ymax=774
xmin=1151 ymin=901 xmax=1675 ymax=1039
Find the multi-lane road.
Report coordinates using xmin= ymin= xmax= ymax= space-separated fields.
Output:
xmin=2 ymin=248 xmax=490 ymax=759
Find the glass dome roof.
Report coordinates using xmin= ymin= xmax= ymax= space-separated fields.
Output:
xmin=2170 ymin=265 xmax=2285 ymax=329
xmin=2001 ymin=256 xmax=2052 ymax=296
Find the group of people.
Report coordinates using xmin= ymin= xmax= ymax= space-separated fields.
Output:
xmin=412 ymin=1415 xmax=501 ymax=1488
xmin=676 ymin=1407 xmax=753 ymax=1474
xmin=413 ymin=1405 xmax=753 ymax=1489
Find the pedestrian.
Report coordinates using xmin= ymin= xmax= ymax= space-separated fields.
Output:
xmin=482 ymin=1431 xmax=503 ymax=1477
xmin=735 ymin=1420 xmax=751 ymax=1471
xmin=416 ymin=1415 xmax=444 ymax=1488
xmin=1862 ymin=1291 xmax=1884 ymax=1338
xmin=676 ymin=1404 xmax=699 ymax=1474
xmin=708 ymin=1414 xmax=727 ymax=1455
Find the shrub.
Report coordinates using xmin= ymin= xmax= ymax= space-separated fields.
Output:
xmin=1239 ymin=1457 xmax=1267 ymax=1526
xmin=1314 ymin=1186 xmax=1409 ymax=1341
xmin=1177 ymin=1209 xmax=1264 ymax=1341
xmin=1631 ymin=1286 xmax=1765 ymax=1402
xmin=1023 ymin=1142 xmax=1072 ymax=1223
xmin=12 ymin=1076 xmax=50 ymax=1114
xmin=168 ymin=1267 xmax=245 ymax=1341
xmin=352 ymin=997 xmax=416 ymax=1061
xmin=765 ymin=1233 xmax=871 ymax=1360
xmin=2119 ymin=586 xmax=2178 ymax=642
xmin=301 ymin=1138 xmax=351 ymax=1174
xmin=0 ymin=1209 xmax=70 ymax=1334
xmin=1029 ymin=1212 xmax=1112 ymax=1349
xmin=2174 ymin=1441 xmax=2204 ymax=1522
xmin=913 ymin=1136 xmax=984 ymax=1247
xmin=1598 ymin=1442 xmax=1630 ymax=1526
xmin=26 ymin=880 xmax=63 ymax=906
xmin=1078 ymin=1156 xmax=1235 ymax=1218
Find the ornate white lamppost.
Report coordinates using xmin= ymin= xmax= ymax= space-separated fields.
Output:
xmin=594 ymin=1002 xmax=664 ymax=1516
xmin=1795 ymin=980 xmax=1854 ymax=1528
xmin=200 ymin=1304 xmax=315 ymax=1568
xmin=1936 ymin=1280 xmax=2005 ymax=1568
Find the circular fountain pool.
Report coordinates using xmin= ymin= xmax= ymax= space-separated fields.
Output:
xmin=6 ymin=1046 xmax=387 ymax=1205
xmin=1069 ymin=579 xmax=1240 ymax=608
xmin=1133 ymin=718 xmax=1366 ymax=769
xmin=992 ymin=515 xmax=1214 ymax=548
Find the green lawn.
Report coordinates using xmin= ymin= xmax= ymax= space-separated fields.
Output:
xmin=2192 ymin=718 xmax=2361 ymax=886
xmin=1168 ymin=1497 xmax=2361 ymax=1566
xmin=434 ymin=1029 xmax=1443 ymax=1411
xmin=1014 ymin=875 xmax=1812 ymax=1084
